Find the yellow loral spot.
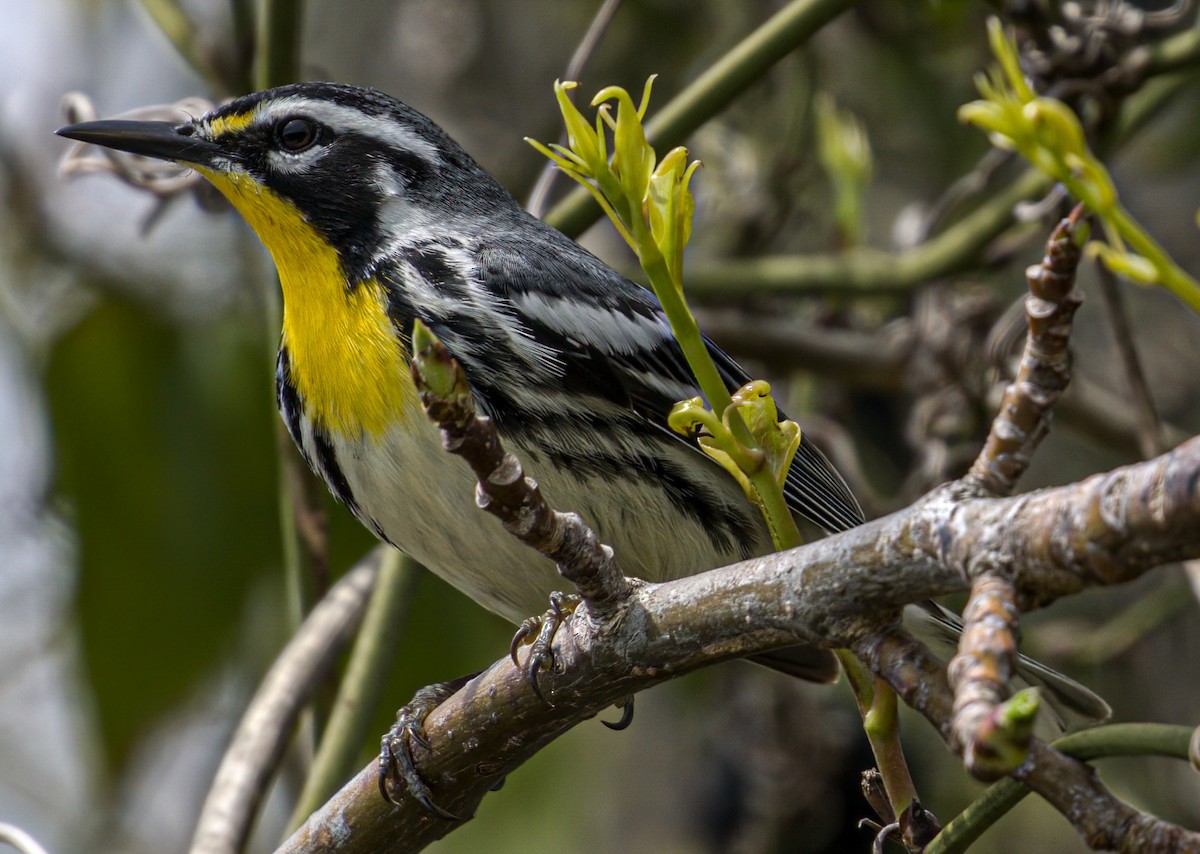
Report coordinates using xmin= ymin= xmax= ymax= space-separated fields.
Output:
xmin=197 ymin=167 xmax=417 ymax=436
xmin=207 ymin=110 xmax=257 ymax=139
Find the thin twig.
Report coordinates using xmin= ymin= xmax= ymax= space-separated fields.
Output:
xmin=683 ymin=170 xmax=1052 ymax=296
xmin=136 ymin=0 xmax=227 ymax=92
xmin=695 ymin=309 xmax=913 ymax=389
xmin=1094 ymin=262 xmax=1162 ymax=459
xmin=928 ymin=723 xmax=1195 ymax=854
xmin=409 ymin=323 xmax=630 ymax=615
xmin=0 ymin=823 xmax=51 ymax=854
xmin=526 ymin=0 xmax=623 ymax=217
xmin=948 ymin=575 xmax=1032 ymax=780
xmin=966 ymin=209 xmax=1085 ymax=496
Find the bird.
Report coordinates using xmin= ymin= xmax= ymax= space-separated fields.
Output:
xmin=57 ymin=81 xmax=1107 ymax=804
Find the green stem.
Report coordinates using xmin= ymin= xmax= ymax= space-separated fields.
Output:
xmin=640 ymin=217 xmax=806 ymax=550
xmin=928 ymin=724 xmax=1194 ymax=854
xmin=643 ymin=242 xmax=809 ymax=544
xmin=1106 ymin=205 xmax=1200 ymax=311
xmin=287 ymin=548 xmax=419 ymax=832
xmin=545 ymin=0 xmax=855 ymax=237
xmin=227 ymin=0 xmax=256 ymax=93
xmin=837 ymin=650 xmax=919 ymax=818
xmin=684 ymin=168 xmax=1051 ymax=295
xmin=255 ymin=0 xmax=304 ymax=89
xmin=641 ymin=255 xmax=741 ymax=438
xmin=1145 ymin=25 xmax=1200 ymax=76
xmin=137 ymin=0 xmax=226 ymax=91
xmin=752 ymin=466 xmax=804 ymax=548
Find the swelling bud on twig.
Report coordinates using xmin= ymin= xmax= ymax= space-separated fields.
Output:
xmin=410 ymin=320 xmax=470 ymax=402
xmin=964 ymin=688 xmax=1040 ymax=781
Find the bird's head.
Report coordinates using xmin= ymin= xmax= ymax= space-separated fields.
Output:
xmin=57 ymin=82 xmax=515 ymax=283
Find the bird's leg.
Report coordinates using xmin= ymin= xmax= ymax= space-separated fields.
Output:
xmin=508 ymin=591 xmax=580 ymax=702
xmin=378 ymin=673 xmax=476 ymax=817
xmin=509 ymin=593 xmax=635 ymax=725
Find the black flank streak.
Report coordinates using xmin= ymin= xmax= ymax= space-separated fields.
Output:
xmin=312 ymin=429 xmax=359 ymax=515
xmin=543 ymin=447 xmax=758 ymax=558
xmin=275 ymin=349 xmax=311 ymax=465
xmin=381 ymin=277 xmax=419 ymax=351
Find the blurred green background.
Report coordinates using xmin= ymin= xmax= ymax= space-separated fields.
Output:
xmin=3 ymin=1 xmax=1200 ymax=852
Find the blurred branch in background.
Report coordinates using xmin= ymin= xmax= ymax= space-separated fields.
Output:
xmin=545 ymin=0 xmax=856 ymax=238
xmin=190 ymin=555 xmax=379 ymax=854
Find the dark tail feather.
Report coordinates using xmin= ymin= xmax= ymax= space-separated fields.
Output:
xmin=907 ymin=602 xmax=1111 ymax=734
xmin=750 ymin=645 xmax=840 ymax=683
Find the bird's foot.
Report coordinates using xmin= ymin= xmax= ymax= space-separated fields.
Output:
xmin=508 ymin=591 xmax=580 ymax=702
xmin=378 ymin=676 xmax=474 ymax=817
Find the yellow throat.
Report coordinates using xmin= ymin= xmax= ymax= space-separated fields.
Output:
xmin=199 ymin=167 xmax=417 ymax=437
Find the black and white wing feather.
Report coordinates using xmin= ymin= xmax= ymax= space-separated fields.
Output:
xmin=455 ymin=225 xmax=864 ymax=535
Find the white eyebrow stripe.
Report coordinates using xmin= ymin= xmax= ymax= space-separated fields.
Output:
xmin=227 ymin=96 xmax=445 ymax=167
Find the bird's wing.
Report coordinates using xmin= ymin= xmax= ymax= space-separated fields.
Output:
xmin=395 ymin=229 xmax=863 ymax=534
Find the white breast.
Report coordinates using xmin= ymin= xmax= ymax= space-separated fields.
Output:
xmin=309 ymin=413 xmax=765 ymax=625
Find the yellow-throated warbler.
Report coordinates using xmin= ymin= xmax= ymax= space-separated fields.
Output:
xmin=57 ymin=82 xmax=1107 ymax=717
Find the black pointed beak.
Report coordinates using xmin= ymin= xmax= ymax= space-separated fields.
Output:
xmin=56 ymin=120 xmax=227 ymax=167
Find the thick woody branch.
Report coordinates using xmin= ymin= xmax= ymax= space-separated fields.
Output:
xmin=278 ymin=434 xmax=1200 ymax=853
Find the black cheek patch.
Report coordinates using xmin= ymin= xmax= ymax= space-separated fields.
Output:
xmin=265 ymin=145 xmax=385 ymax=286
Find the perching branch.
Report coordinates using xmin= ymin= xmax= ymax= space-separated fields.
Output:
xmin=277 ymin=428 xmax=1200 ymax=853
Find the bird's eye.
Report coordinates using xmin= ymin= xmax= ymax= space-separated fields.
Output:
xmin=278 ymin=118 xmax=318 ymax=152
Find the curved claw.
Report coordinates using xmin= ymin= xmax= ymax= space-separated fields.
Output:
xmin=407 ymin=721 xmax=432 ymax=752
xmin=601 ymin=697 xmax=635 ymax=731
xmin=379 ymin=718 xmax=460 ymax=819
xmin=417 ymin=793 xmax=461 ymax=822
xmin=509 ymin=619 xmax=537 ymax=667
xmin=527 ymin=650 xmax=550 ymax=703
xmin=378 ymin=749 xmax=399 ymax=804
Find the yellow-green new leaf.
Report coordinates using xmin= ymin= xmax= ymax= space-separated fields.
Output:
xmin=594 ymin=83 xmax=656 ymax=213
xmin=553 ymin=80 xmax=603 ymax=176
xmin=647 ymin=147 xmax=699 ymax=286
xmin=1090 ymin=245 xmax=1160 ymax=284
xmin=697 ymin=436 xmax=755 ymax=501
xmin=729 ymin=381 xmax=802 ymax=490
